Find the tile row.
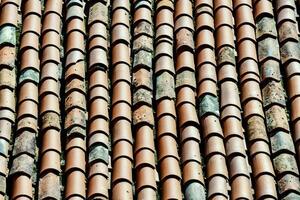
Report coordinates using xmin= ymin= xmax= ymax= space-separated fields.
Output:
xmin=214 ymin=1 xmax=253 ymax=199
xmin=63 ymin=0 xmax=87 ymax=199
xmin=233 ymin=0 xmax=278 ymax=199
xmin=154 ymin=0 xmax=182 ymax=199
xmin=9 ymin=0 xmax=41 ymax=199
xmin=174 ymin=0 xmax=206 ymax=199
xmin=0 ymin=0 xmax=19 ymax=199
xmin=87 ymin=0 xmax=110 ymax=199
xmin=195 ymin=0 xmax=230 ymax=199
xmin=132 ymin=0 xmax=157 ymax=199
xmin=254 ymin=0 xmax=300 ymax=199
xmin=110 ymin=0 xmax=134 ymax=199
xmin=38 ymin=0 xmax=63 ymax=199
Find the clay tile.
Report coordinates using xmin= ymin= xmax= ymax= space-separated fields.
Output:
xmin=251 ymin=153 xmax=275 ymax=178
xmin=66 ymin=18 xmax=84 ymax=35
xmin=237 ymin=39 xmax=257 ymax=64
xmin=206 ymin=154 xmax=228 ymax=178
xmin=19 ymin=81 xmax=38 ymax=103
xmin=155 ymin=41 xmax=173 ymax=59
xmin=197 ymin=63 xmax=217 ymax=82
xmin=230 ymin=176 xmax=252 ymax=199
xmin=89 ymin=70 xmax=108 ymax=90
xmin=156 ymin=0 xmax=174 ymax=12
xmin=65 ymin=170 xmax=86 ymax=199
xmin=195 ymin=0 xmax=213 ymax=10
xmin=65 ymin=61 xmax=85 ymax=82
xmin=135 ymin=167 xmax=156 ymax=192
xmin=40 ymin=150 xmax=61 ymax=174
xmin=11 ymin=175 xmax=32 ymax=200
xmin=65 ymin=147 xmax=86 ymax=173
xmin=65 ymin=90 xmax=86 ymax=112
xmin=89 ymin=36 xmax=107 ymax=52
xmin=89 ymin=98 xmax=108 ymax=121
xmin=240 ymin=81 xmax=262 ymax=104
xmin=44 ymin=0 xmax=63 ymax=17
xmin=38 ymin=173 xmax=61 ymax=200
xmin=111 ymin=9 xmax=130 ymax=28
xmin=176 ymin=87 xmax=196 ymax=107
xmin=196 ymin=29 xmax=214 ymax=50
xmin=40 ymin=94 xmax=60 ymax=116
xmin=178 ymin=103 xmax=199 ymax=128
xmin=0 ymin=88 xmax=15 ymax=112
xmin=111 ymin=43 xmax=130 ymax=67
xmin=112 ymin=82 xmax=131 ymax=105
xmin=0 ymin=3 xmax=18 ymax=26
xmin=89 ymin=86 xmax=108 ymax=103
xmin=154 ymin=55 xmax=175 ymax=75
xmin=64 ymin=108 xmax=86 ymax=131
xmin=207 ymin=176 xmax=229 ymax=199
xmin=277 ymin=8 xmax=296 ymax=25
xmin=39 ymin=78 xmax=59 ymax=99
xmin=40 ymin=62 xmax=59 ymax=82
xmin=89 ymin=117 xmax=109 ymax=137
xmin=42 ymin=13 xmax=62 ymax=34
xmin=214 ymin=0 xmax=232 ymax=11
xmin=0 ymin=119 xmax=12 ymax=141
xmin=112 ymin=0 xmax=130 ymax=12
xmin=220 ymin=82 xmax=241 ymax=110
xmin=40 ymin=129 xmax=61 ymax=153
xmin=88 ymin=2 xmax=108 ymax=27
xmin=88 ymin=132 xmax=109 ymax=150
xmin=133 ymin=35 xmax=153 ymax=52
xmin=17 ymin=100 xmax=38 ymax=120
xmin=88 ymin=22 xmax=107 ymax=40
xmin=159 ymin=156 xmax=181 ymax=181
xmin=87 ymin=174 xmax=108 ymax=199
xmin=291 ymin=97 xmax=300 ymax=122
xmin=89 ymin=48 xmax=108 ymax=70
xmin=157 ymin=115 xmax=177 ymax=139
xmin=135 ymin=149 xmax=155 ymax=169
xmin=66 ymin=31 xmax=85 ymax=54
xmin=255 ymin=174 xmax=277 ymax=199
xmin=112 ymin=181 xmax=133 ymax=200
xmin=265 ymin=105 xmax=290 ymax=133
xmin=233 ymin=0 xmax=252 ymax=9
xmin=111 ymin=119 xmax=133 ymax=144
xmin=155 ymin=25 xmax=173 ymax=42
xmin=0 ymin=46 xmax=16 ymax=69
xmin=222 ymin=117 xmax=244 ymax=138
xmin=161 ymin=178 xmax=182 ymax=200
xmin=196 ymin=48 xmax=216 ymax=67
xmin=175 ymin=0 xmax=193 ymax=19
xmin=215 ymin=7 xmax=234 ymax=29
xmin=201 ymin=115 xmax=223 ymax=138
xmin=41 ymin=31 xmax=60 ymax=50
xmin=226 ymin=137 xmax=246 ymax=159
xmin=249 ymin=140 xmax=270 ymax=157
xmin=174 ymin=15 xmax=194 ymax=33
xmin=236 ymin=24 xmax=256 ymax=43
xmin=111 ymin=102 xmax=132 ymax=122
xmin=205 ymin=136 xmax=226 ymax=157
xmin=254 ymin=0 xmax=273 ymax=20
xmin=155 ymin=9 xmax=174 ymax=28
xmin=156 ymin=99 xmax=176 ymax=118
xmin=111 ymin=158 xmax=132 ymax=183
xmin=21 ymin=14 xmax=41 ymax=36
xmin=158 ymin=135 xmax=179 ymax=161
xmin=111 ymin=63 xmax=131 ymax=85
xmin=176 ymin=29 xmax=194 ymax=52
xmin=22 ymin=0 xmax=41 ymax=17
xmin=65 ymin=51 xmax=84 ymax=68
xmin=134 ymin=125 xmax=155 ymax=153
xmin=133 ymin=105 xmax=154 ymax=126
xmin=133 ymin=7 xmax=151 ymax=26
xmin=181 ymin=139 xmax=202 ymax=164
xmin=234 ymin=5 xmax=255 ymax=28
xmin=41 ymin=46 xmax=60 ymax=65
xmin=20 ymin=49 xmax=40 ymax=71
xmin=277 ymin=174 xmax=300 ymax=195
xmin=215 ymin=26 xmax=235 ymax=50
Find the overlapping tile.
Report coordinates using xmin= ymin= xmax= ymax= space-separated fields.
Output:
xmin=154 ymin=0 xmax=182 ymax=199
xmin=8 ymin=0 xmax=41 ymax=199
xmin=63 ymin=0 xmax=87 ymax=199
xmin=0 ymin=0 xmax=19 ymax=199
xmin=87 ymin=0 xmax=110 ymax=199
xmin=110 ymin=0 xmax=134 ymax=199
xmin=38 ymin=0 xmax=63 ymax=199
xmin=174 ymin=0 xmax=206 ymax=199
xmin=195 ymin=0 xmax=229 ymax=199
xmin=132 ymin=0 xmax=157 ymax=199
xmin=233 ymin=0 xmax=277 ymax=199
xmin=214 ymin=1 xmax=253 ymax=199
xmin=254 ymin=0 xmax=300 ymax=198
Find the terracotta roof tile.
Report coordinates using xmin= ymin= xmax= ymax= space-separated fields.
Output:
xmin=3 ymin=0 xmax=300 ymax=198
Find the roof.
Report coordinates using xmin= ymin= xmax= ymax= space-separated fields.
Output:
xmin=0 ymin=0 xmax=300 ymax=199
